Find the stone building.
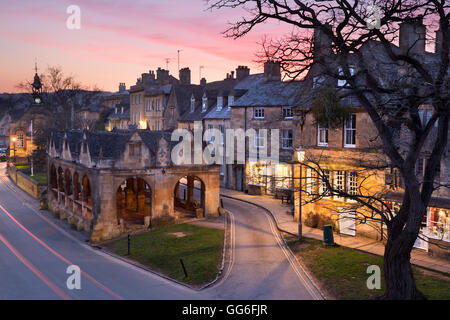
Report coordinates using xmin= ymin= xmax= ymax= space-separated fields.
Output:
xmin=229 ymin=61 xmax=303 ymax=197
xmin=291 ymin=21 xmax=450 ymax=259
xmin=47 ymin=129 xmax=220 ymax=243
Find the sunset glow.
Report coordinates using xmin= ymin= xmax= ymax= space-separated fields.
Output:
xmin=0 ymin=0 xmax=292 ymax=93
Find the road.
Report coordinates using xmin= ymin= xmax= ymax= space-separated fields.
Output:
xmin=0 ymin=163 xmax=320 ymax=300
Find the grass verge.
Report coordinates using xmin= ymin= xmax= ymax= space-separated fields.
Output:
xmin=284 ymin=235 xmax=450 ymax=300
xmin=105 ymin=223 xmax=224 ymax=287
xmin=26 ymin=172 xmax=47 ymax=184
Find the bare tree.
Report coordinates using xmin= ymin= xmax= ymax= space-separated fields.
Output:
xmin=209 ymin=0 xmax=449 ymax=299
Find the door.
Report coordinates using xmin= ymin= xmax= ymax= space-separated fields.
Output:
xmin=339 ymin=210 xmax=356 ymax=236
xmin=236 ymin=167 xmax=243 ymax=191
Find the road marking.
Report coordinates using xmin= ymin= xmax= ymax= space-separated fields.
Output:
xmin=265 ymin=211 xmax=323 ymax=300
xmin=0 ymin=203 xmax=123 ymax=300
xmin=0 ymin=233 xmax=72 ymax=300
xmin=216 ymin=210 xmax=235 ymax=286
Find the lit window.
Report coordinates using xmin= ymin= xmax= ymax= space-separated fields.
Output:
xmin=318 ymin=124 xmax=328 ymax=146
xmin=334 ymin=171 xmax=344 ymax=201
xmin=347 ymin=172 xmax=358 ymax=202
xmin=16 ymin=132 xmax=24 ymax=148
xmin=319 ymin=170 xmax=331 ymax=198
xmin=344 ymin=114 xmax=356 ymax=147
xmin=254 ymin=108 xmax=264 ymax=119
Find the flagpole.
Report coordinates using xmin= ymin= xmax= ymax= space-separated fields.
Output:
xmin=30 ymin=120 xmax=34 ymax=177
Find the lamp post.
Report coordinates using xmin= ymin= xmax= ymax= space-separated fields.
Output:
xmin=296 ymin=147 xmax=306 ymax=242
xmin=12 ymin=137 xmax=16 ymax=159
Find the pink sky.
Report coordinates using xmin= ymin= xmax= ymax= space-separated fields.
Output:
xmin=0 ymin=0 xmax=293 ymax=93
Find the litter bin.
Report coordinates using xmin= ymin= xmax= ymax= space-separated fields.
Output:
xmin=323 ymin=225 xmax=335 ymax=246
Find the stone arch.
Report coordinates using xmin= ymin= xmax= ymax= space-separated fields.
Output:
xmin=73 ymin=172 xmax=80 ymax=201
xmin=65 ymin=168 xmax=73 ymax=211
xmin=49 ymin=164 xmax=57 ymax=200
xmin=174 ymin=175 xmax=205 ymax=218
xmin=57 ymin=167 xmax=65 ymax=204
xmin=116 ymin=177 xmax=152 ymax=226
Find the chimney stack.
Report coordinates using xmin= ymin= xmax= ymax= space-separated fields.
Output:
xmin=179 ymin=67 xmax=191 ymax=85
xmin=119 ymin=83 xmax=126 ymax=92
xmin=264 ymin=61 xmax=281 ymax=81
xmin=313 ymin=24 xmax=332 ymax=60
xmin=200 ymin=78 xmax=207 ymax=86
xmin=399 ymin=16 xmax=426 ymax=58
xmin=236 ymin=66 xmax=250 ymax=81
xmin=157 ymin=67 xmax=170 ymax=84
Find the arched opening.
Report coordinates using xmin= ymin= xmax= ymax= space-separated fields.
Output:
xmin=65 ymin=169 xmax=73 ymax=211
xmin=73 ymin=172 xmax=82 ymax=215
xmin=174 ymin=175 xmax=205 ymax=218
xmin=50 ymin=164 xmax=57 ymax=199
xmin=57 ymin=167 xmax=65 ymax=204
xmin=82 ymin=175 xmax=93 ymax=220
xmin=116 ymin=178 xmax=151 ymax=226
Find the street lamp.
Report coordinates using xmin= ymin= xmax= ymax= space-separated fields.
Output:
xmin=12 ymin=137 xmax=16 ymax=158
xmin=296 ymin=146 xmax=306 ymax=242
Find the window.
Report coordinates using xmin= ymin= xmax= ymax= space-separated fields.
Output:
xmin=419 ymin=108 xmax=434 ymax=127
xmin=282 ymin=107 xmax=293 ymax=119
xmin=416 ymin=157 xmax=425 ymax=178
xmin=129 ymin=143 xmax=141 ymax=157
xmin=337 ymin=66 xmax=355 ymax=87
xmin=16 ymin=132 xmax=24 ymax=148
xmin=344 ymin=114 xmax=356 ymax=147
xmin=254 ymin=108 xmax=264 ymax=119
xmin=190 ymin=95 xmax=195 ymax=112
xmin=281 ymin=129 xmax=293 ymax=149
xmin=334 ymin=171 xmax=344 ymax=201
xmin=347 ymin=172 xmax=358 ymax=201
xmin=319 ymin=170 xmax=331 ymax=198
xmin=317 ymin=124 xmax=328 ymax=146
xmin=202 ymin=95 xmax=208 ymax=112
xmin=255 ymin=129 xmax=265 ymax=148
xmin=313 ymin=76 xmax=325 ymax=88
xmin=219 ymin=125 xmax=224 ymax=145
xmin=208 ymin=124 xmax=214 ymax=143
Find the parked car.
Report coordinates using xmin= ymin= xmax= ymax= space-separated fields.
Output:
xmin=0 ymin=148 xmax=7 ymax=162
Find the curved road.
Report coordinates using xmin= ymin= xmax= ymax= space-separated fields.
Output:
xmin=0 ymin=163 xmax=320 ymax=300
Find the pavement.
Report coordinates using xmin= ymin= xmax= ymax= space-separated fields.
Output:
xmin=220 ymin=188 xmax=450 ymax=275
xmin=0 ymin=162 xmax=321 ymax=300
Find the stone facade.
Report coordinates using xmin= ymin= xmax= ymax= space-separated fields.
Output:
xmin=47 ymin=129 xmax=220 ymax=243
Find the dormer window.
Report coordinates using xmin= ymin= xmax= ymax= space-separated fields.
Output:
xmin=337 ymin=66 xmax=355 ymax=87
xmin=313 ymin=76 xmax=325 ymax=88
xmin=217 ymin=96 xmax=223 ymax=111
xmin=202 ymin=94 xmax=208 ymax=112
xmin=228 ymin=95 xmax=234 ymax=108
xmin=129 ymin=143 xmax=141 ymax=157
xmin=190 ymin=95 xmax=195 ymax=113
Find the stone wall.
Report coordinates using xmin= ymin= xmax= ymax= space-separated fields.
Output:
xmin=8 ymin=165 xmax=46 ymax=200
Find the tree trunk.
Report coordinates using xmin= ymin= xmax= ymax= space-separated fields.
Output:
xmin=381 ymin=231 xmax=426 ymax=300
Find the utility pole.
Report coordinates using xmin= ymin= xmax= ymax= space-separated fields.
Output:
xmin=30 ymin=120 xmax=34 ymax=176
xmin=165 ymin=58 xmax=170 ymax=70
xmin=177 ymin=49 xmax=183 ymax=74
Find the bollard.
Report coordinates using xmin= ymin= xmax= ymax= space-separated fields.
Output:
xmin=323 ymin=225 xmax=335 ymax=246
xmin=179 ymin=258 xmax=188 ymax=278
